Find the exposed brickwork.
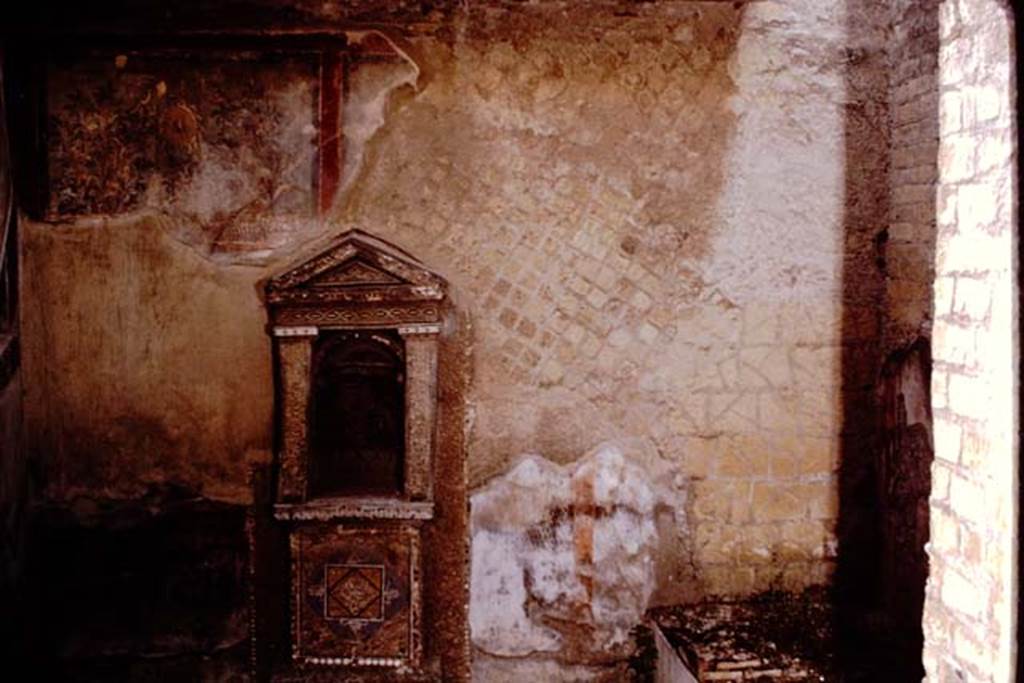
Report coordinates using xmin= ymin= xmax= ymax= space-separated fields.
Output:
xmin=864 ymin=1 xmax=939 ymax=670
xmin=885 ymin=0 xmax=940 ymax=353
xmin=923 ymin=1 xmax=1017 ymax=681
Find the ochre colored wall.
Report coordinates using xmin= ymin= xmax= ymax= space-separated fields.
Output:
xmin=18 ymin=0 xmax=887 ymax=658
xmin=21 ymin=217 xmax=271 ymax=504
xmin=347 ymin=1 xmax=878 ymax=606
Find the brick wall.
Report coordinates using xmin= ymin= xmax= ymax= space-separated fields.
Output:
xmin=870 ymin=0 xmax=940 ymax=667
xmin=886 ymin=0 xmax=940 ymax=352
xmin=923 ymin=1 xmax=1017 ymax=680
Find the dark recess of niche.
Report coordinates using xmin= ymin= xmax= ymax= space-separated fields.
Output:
xmin=308 ymin=329 xmax=406 ymax=498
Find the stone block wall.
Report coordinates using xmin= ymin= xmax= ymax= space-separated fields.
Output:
xmin=864 ymin=0 xmax=939 ymax=670
xmin=886 ymin=0 xmax=941 ymax=353
xmin=359 ymin=1 xmax=860 ymax=610
xmin=923 ymin=1 xmax=1017 ymax=680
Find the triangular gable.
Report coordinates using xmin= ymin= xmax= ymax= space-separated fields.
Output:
xmin=309 ymin=259 xmax=405 ymax=287
xmin=266 ymin=229 xmax=446 ymax=305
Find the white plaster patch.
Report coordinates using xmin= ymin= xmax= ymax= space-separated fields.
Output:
xmin=470 ymin=442 xmax=685 ymax=661
xmin=469 ymin=528 xmax=563 ymax=656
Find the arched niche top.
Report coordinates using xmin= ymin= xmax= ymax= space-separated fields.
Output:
xmin=266 ymin=229 xmax=447 ymax=509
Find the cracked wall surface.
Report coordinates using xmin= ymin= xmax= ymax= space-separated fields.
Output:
xmin=14 ymin=0 xmax=898 ymax=676
xmin=356 ymin=0 xmax=857 ymax=612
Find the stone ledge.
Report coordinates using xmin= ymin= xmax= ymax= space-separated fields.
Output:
xmin=273 ymin=497 xmax=434 ymax=522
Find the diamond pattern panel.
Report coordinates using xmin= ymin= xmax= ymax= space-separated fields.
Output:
xmin=325 ymin=565 xmax=385 ymax=620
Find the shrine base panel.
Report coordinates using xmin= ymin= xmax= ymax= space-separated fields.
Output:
xmin=290 ymin=524 xmax=422 ymax=671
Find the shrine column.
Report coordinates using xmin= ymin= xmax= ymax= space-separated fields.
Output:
xmin=399 ymin=324 xmax=440 ymax=501
xmin=273 ymin=325 xmax=317 ymax=501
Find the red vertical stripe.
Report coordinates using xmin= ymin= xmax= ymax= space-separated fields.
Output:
xmin=318 ymin=51 xmax=343 ymax=215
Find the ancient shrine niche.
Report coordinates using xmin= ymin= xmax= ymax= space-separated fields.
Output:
xmin=265 ymin=228 xmax=445 ymax=507
xmin=253 ymin=229 xmax=451 ymax=680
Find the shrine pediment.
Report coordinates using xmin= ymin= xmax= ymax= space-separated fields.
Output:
xmin=266 ymin=229 xmax=447 ymax=307
xmin=309 ymin=259 xmax=404 ymax=287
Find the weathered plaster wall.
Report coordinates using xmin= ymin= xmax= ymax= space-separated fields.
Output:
xmin=833 ymin=0 xmax=890 ymax=622
xmin=923 ymin=1 xmax=1018 ymax=680
xmin=470 ymin=442 xmax=681 ymax=679
xmin=16 ymin=0 xmax=893 ymax=676
xmin=45 ymin=54 xmax=320 ymax=259
xmin=21 ymin=215 xmax=271 ymax=504
xmin=857 ymin=0 xmax=939 ymax=673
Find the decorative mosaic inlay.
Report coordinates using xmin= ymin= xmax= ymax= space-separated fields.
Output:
xmin=272 ymin=303 xmax=441 ymax=327
xmin=291 ymin=525 xmax=421 ymax=667
xmin=325 ymin=565 xmax=385 ymax=621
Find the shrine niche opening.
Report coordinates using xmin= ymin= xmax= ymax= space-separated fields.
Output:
xmin=308 ymin=329 xmax=405 ymax=498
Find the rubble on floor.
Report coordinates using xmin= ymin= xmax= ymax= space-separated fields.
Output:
xmin=649 ymin=588 xmax=834 ymax=682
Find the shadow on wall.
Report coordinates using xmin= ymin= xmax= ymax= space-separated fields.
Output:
xmin=0 ymin=56 xmax=30 ymax=666
xmin=836 ymin=0 xmax=939 ymax=679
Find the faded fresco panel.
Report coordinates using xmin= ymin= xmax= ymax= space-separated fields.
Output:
xmin=46 ymin=53 xmax=319 ymax=256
